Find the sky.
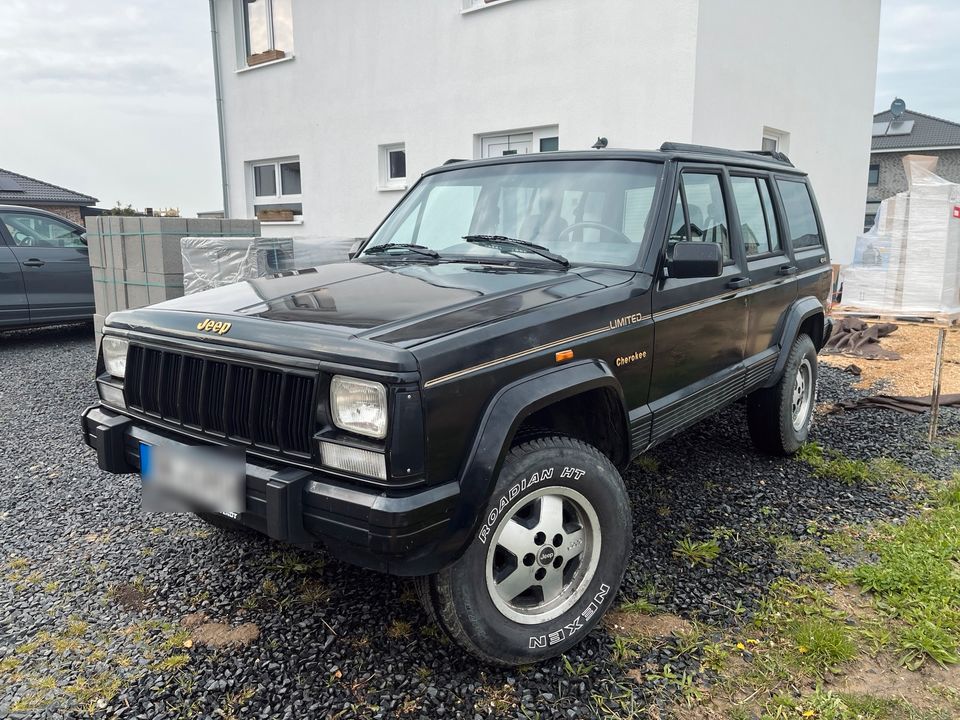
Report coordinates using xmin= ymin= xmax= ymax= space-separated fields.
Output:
xmin=0 ymin=1 xmax=957 ymax=218
xmin=0 ymin=0 xmax=220 ymax=217
xmin=874 ymin=0 xmax=960 ymax=119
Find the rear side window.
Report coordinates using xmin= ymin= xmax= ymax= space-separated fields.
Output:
xmin=731 ymin=176 xmax=781 ymax=256
xmin=777 ymin=179 xmax=822 ymax=249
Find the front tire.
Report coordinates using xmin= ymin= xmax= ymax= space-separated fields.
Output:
xmin=747 ymin=333 xmax=818 ymax=455
xmin=417 ymin=435 xmax=632 ymax=666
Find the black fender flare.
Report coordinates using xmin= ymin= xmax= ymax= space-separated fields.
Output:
xmin=764 ymin=296 xmax=826 ymax=388
xmin=434 ymin=359 xmax=629 ymax=568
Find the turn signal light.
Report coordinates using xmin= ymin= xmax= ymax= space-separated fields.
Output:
xmin=555 ymin=349 xmax=574 ymax=363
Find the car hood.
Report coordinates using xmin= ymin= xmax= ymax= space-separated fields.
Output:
xmin=152 ymin=260 xmax=631 ymax=348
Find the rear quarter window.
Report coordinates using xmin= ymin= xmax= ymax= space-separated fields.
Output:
xmin=776 ymin=179 xmax=822 ymax=249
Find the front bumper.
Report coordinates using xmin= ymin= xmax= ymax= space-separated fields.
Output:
xmin=81 ymin=404 xmax=459 ymax=575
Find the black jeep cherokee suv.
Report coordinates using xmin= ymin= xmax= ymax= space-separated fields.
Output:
xmin=82 ymin=143 xmax=832 ymax=665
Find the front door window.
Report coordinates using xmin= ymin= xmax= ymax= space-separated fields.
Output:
xmin=0 ymin=212 xmax=84 ymax=248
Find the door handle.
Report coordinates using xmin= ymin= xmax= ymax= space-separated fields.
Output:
xmin=726 ymin=277 xmax=750 ymax=289
xmin=778 ymin=265 xmax=798 ymax=276
xmin=21 ymin=258 xmax=45 ymax=267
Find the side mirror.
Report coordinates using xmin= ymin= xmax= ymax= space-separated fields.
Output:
xmin=668 ymin=241 xmax=723 ymax=279
xmin=348 ymin=238 xmax=365 ymax=260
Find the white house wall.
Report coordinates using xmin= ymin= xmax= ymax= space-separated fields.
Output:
xmin=215 ymin=0 xmax=701 ymax=239
xmin=691 ymin=0 xmax=882 ymax=265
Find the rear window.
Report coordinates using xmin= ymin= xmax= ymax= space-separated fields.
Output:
xmin=776 ymin=179 xmax=822 ymax=249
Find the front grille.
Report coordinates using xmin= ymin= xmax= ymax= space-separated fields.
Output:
xmin=125 ymin=344 xmax=317 ymax=456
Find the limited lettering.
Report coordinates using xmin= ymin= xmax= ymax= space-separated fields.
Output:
xmin=608 ymin=313 xmax=644 ymax=330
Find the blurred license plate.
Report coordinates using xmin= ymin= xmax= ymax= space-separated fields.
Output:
xmin=140 ymin=443 xmax=244 ymax=514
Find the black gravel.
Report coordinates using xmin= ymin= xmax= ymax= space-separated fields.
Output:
xmin=1 ymin=324 xmax=957 ymax=719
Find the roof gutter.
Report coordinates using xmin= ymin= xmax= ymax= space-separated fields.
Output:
xmin=871 ymin=145 xmax=960 ymax=155
xmin=209 ymin=0 xmax=230 ymax=217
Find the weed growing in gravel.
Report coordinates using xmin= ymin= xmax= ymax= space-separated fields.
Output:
xmin=700 ymin=640 xmax=729 ymax=673
xmin=386 ymin=619 xmax=412 ymax=640
xmin=562 ymin=655 xmax=594 ymax=678
xmin=219 ymin=685 xmax=257 ymax=719
xmin=673 ymin=537 xmax=721 ymax=567
xmin=474 ymin=682 xmax=516 ymax=714
xmin=797 ymin=443 xmax=932 ymax=492
xmin=797 ymin=442 xmax=872 ymax=485
xmin=643 ymin=664 xmax=704 ymax=706
xmin=297 ymin=578 xmax=333 ymax=605
xmin=151 ymin=653 xmax=190 ymax=671
xmin=635 ymin=455 xmax=659 ymax=473
xmin=620 ymin=597 xmax=657 ymax=614
xmin=853 ymin=474 xmax=960 ymax=669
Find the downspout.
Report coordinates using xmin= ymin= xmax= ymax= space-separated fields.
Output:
xmin=209 ymin=0 xmax=230 ymax=217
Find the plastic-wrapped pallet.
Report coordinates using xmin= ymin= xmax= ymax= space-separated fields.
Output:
xmin=181 ymin=236 xmax=360 ymax=295
xmin=840 ymin=156 xmax=960 ymax=318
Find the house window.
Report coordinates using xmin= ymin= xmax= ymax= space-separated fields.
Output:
xmin=250 ymin=157 xmax=302 ymax=221
xmin=477 ymin=126 xmax=560 ymax=159
xmin=540 ymin=137 xmax=559 ymax=153
xmin=868 ymin=164 xmax=880 ymax=186
xmin=461 ymin=0 xmax=521 ymax=12
xmin=379 ymin=143 xmax=407 ymax=191
xmin=761 ymin=127 xmax=790 ymax=154
xmin=241 ymin=0 xmax=294 ymax=66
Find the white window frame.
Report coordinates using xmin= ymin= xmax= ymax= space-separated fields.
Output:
xmin=234 ymin=0 xmax=295 ymax=69
xmin=761 ymin=127 xmax=790 ymax=155
xmin=475 ymin=125 xmax=560 ymax=160
xmin=248 ymin=157 xmax=302 ymax=222
xmin=462 ymin=0 xmax=522 ymax=13
xmin=378 ymin=143 xmax=407 ymax=192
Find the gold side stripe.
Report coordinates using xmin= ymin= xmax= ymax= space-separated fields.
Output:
xmin=423 ymin=266 xmax=828 ymax=388
xmin=423 ymin=326 xmax=613 ymax=388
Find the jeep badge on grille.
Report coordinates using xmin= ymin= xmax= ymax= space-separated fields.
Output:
xmin=196 ymin=319 xmax=232 ymax=335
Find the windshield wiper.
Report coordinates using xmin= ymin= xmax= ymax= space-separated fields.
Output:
xmin=462 ymin=235 xmax=569 ymax=268
xmin=363 ymin=243 xmax=440 ymax=259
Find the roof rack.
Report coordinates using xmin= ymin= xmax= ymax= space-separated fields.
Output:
xmin=443 ymin=158 xmax=468 ymax=166
xmin=659 ymin=142 xmax=794 ymax=167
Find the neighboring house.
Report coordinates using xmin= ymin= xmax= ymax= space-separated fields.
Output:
xmin=865 ymin=101 xmax=960 ymax=230
xmin=207 ymin=0 xmax=881 ymax=264
xmin=0 ymin=168 xmax=98 ymax=225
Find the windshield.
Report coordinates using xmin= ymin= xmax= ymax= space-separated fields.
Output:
xmin=363 ymin=160 xmax=663 ymax=267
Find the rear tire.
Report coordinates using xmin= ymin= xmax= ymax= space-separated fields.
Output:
xmin=747 ymin=333 xmax=818 ymax=455
xmin=418 ymin=435 xmax=632 ymax=666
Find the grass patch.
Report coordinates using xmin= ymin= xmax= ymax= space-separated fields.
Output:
xmin=386 ymin=619 xmax=412 ymax=640
xmin=797 ymin=443 xmax=932 ymax=491
xmin=634 ymin=455 xmax=659 ymax=473
xmin=760 ymin=688 xmax=949 ymax=720
xmin=151 ymin=654 xmax=190 ymax=672
xmin=853 ymin=474 xmax=960 ymax=669
xmin=673 ymin=537 xmax=721 ymax=567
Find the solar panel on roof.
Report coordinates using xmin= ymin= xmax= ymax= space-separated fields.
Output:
xmin=872 ymin=122 xmax=890 ymax=137
xmin=885 ymin=120 xmax=915 ymax=136
xmin=0 ymin=177 xmax=24 ymax=192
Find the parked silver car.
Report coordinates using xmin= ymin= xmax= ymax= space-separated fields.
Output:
xmin=0 ymin=205 xmax=94 ymax=328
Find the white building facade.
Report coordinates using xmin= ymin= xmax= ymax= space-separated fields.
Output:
xmin=209 ymin=0 xmax=881 ymax=264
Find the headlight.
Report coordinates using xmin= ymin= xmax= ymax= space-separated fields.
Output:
xmin=330 ymin=376 xmax=388 ymax=439
xmin=102 ymin=337 xmax=129 ymax=379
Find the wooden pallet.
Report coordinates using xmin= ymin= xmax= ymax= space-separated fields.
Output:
xmin=830 ymin=306 xmax=960 ymax=328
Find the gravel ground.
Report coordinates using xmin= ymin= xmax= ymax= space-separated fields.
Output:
xmin=1 ymin=324 xmax=958 ymax=719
